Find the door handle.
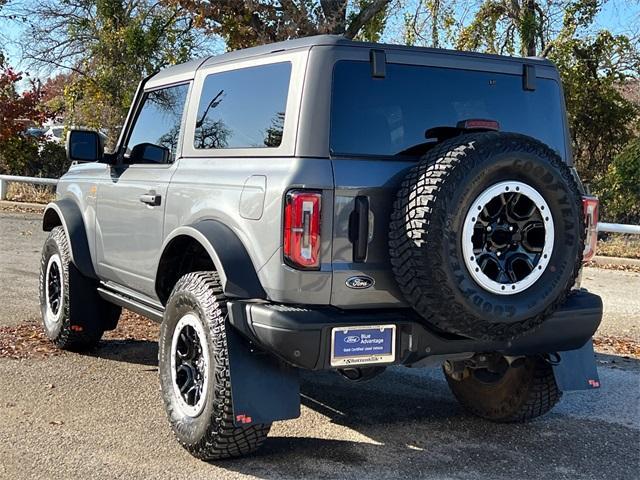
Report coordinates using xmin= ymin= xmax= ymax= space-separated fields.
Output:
xmin=348 ymin=196 xmax=369 ymax=262
xmin=139 ymin=193 xmax=161 ymax=206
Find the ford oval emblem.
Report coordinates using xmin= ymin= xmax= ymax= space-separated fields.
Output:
xmin=345 ymin=275 xmax=375 ymax=289
xmin=344 ymin=335 xmax=360 ymax=344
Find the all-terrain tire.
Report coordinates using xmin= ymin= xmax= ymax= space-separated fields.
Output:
xmin=389 ymin=132 xmax=585 ymax=341
xmin=159 ymin=271 xmax=271 ymax=460
xmin=39 ymin=226 xmax=121 ymax=350
xmin=444 ymin=356 xmax=561 ymax=422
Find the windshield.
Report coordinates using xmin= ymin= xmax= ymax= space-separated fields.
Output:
xmin=330 ymin=61 xmax=566 ymax=159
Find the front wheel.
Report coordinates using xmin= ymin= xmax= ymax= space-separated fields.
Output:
xmin=159 ymin=271 xmax=271 ymax=460
xmin=444 ymin=355 xmax=561 ymax=423
xmin=39 ymin=226 xmax=121 ymax=350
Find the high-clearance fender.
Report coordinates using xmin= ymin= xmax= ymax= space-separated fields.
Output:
xmin=42 ymin=198 xmax=97 ymax=279
xmin=158 ymin=220 xmax=266 ymax=299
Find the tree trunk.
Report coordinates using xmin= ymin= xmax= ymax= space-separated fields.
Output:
xmin=320 ymin=0 xmax=348 ymax=34
xmin=523 ymin=0 xmax=537 ymax=56
xmin=345 ymin=0 xmax=390 ymax=39
xmin=431 ymin=0 xmax=441 ymax=48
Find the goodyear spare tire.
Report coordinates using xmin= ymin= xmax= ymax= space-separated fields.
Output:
xmin=389 ymin=132 xmax=585 ymax=341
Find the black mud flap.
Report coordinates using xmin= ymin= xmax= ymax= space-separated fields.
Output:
xmin=551 ymin=339 xmax=601 ymax=391
xmin=226 ymin=324 xmax=301 ymax=427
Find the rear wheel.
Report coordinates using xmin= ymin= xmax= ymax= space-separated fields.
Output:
xmin=444 ymin=355 xmax=561 ymax=422
xmin=159 ymin=271 xmax=271 ymax=460
xmin=39 ymin=226 xmax=121 ymax=350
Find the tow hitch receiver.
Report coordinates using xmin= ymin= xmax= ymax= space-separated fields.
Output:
xmin=551 ymin=340 xmax=600 ymax=391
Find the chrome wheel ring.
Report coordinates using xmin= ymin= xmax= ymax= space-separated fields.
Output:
xmin=170 ymin=313 xmax=210 ymax=417
xmin=44 ymin=253 xmax=64 ymax=328
xmin=462 ymin=181 xmax=554 ymax=295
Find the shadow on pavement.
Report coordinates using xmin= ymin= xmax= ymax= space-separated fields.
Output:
xmin=84 ymin=336 xmax=639 ymax=480
xmin=222 ymin=367 xmax=639 ymax=480
xmin=90 ymin=338 xmax=158 ymax=368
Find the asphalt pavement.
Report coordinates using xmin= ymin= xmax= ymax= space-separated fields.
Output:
xmin=1 ymin=209 xmax=639 ymax=479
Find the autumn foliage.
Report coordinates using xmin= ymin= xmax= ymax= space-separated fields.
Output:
xmin=0 ymin=64 xmax=49 ymax=142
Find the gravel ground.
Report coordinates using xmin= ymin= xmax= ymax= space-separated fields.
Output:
xmin=0 ymin=210 xmax=639 ymax=479
xmin=581 ymin=267 xmax=640 ymax=341
xmin=0 ymin=211 xmax=46 ymax=327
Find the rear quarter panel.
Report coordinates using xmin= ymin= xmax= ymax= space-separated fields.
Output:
xmin=164 ymin=156 xmax=334 ymax=304
xmin=166 ymin=48 xmax=335 ymax=305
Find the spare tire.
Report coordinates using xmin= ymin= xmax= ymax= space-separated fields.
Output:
xmin=389 ymin=132 xmax=584 ymax=341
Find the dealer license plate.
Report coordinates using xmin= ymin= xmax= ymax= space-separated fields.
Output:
xmin=330 ymin=325 xmax=396 ymax=367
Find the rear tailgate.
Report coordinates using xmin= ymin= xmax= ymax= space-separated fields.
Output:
xmin=328 ymin=58 xmax=568 ymax=309
xmin=330 ymin=158 xmax=412 ymax=308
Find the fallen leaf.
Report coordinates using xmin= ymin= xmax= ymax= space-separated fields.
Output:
xmin=0 ymin=310 xmax=158 ymax=360
xmin=594 ymin=335 xmax=640 ymax=358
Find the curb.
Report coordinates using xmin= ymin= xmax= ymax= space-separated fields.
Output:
xmin=0 ymin=200 xmax=47 ymax=211
xmin=591 ymin=255 xmax=640 ymax=268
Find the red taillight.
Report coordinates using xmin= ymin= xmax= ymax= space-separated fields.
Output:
xmin=284 ymin=190 xmax=322 ymax=269
xmin=582 ymin=196 xmax=599 ymax=262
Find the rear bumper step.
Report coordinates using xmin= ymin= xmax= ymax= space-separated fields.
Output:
xmin=227 ymin=290 xmax=603 ymax=370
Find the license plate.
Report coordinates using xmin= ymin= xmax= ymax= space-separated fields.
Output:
xmin=330 ymin=325 xmax=396 ymax=367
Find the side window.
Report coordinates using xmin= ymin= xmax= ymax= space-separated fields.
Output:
xmin=126 ymin=83 xmax=189 ymax=164
xmin=194 ymin=62 xmax=291 ymax=149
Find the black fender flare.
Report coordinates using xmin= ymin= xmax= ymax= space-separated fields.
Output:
xmin=159 ymin=220 xmax=266 ymax=299
xmin=42 ymin=198 xmax=97 ymax=279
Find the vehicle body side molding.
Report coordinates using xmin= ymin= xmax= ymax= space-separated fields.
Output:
xmin=42 ymin=198 xmax=97 ymax=279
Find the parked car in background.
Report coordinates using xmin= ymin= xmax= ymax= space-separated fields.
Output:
xmin=44 ymin=125 xmax=65 ymax=144
xmin=24 ymin=127 xmax=46 ymax=139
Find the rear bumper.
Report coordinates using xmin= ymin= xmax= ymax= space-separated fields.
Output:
xmin=227 ymin=290 xmax=603 ymax=370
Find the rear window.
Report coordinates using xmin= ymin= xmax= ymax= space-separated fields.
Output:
xmin=330 ymin=61 xmax=565 ymax=158
xmin=194 ymin=62 xmax=291 ymax=149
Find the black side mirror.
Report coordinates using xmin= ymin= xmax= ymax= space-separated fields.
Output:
xmin=129 ymin=143 xmax=170 ymax=164
xmin=66 ymin=129 xmax=104 ymax=163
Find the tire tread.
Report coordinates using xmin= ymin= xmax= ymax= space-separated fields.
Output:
xmin=39 ymin=226 xmax=105 ymax=350
xmin=162 ymin=271 xmax=270 ymax=460
xmin=445 ymin=357 xmax=562 ymax=423
xmin=389 ymin=132 xmax=585 ymax=340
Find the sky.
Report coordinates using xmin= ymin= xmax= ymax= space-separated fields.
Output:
xmin=595 ymin=0 xmax=640 ymax=36
xmin=1 ymin=0 xmax=638 ymax=76
xmin=378 ymin=0 xmax=639 ymax=46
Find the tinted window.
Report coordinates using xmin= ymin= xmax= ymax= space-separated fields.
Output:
xmin=127 ymin=83 xmax=189 ymax=163
xmin=331 ymin=61 xmax=565 ymax=157
xmin=194 ymin=62 xmax=291 ymax=149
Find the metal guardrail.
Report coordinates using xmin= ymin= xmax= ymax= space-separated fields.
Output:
xmin=0 ymin=174 xmax=58 ymax=200
xmin=0 ymin=174 xmax=639 ymax=235
xmin=598 ymin=222 xmax=640 ymax=235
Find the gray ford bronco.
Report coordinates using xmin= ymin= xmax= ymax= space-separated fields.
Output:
xmin=39 ymin=35 xmax=603 ymax=460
